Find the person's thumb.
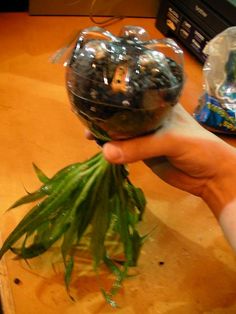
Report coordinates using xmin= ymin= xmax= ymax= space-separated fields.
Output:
xmin=102 ymin=132 xmax=173 ymax=164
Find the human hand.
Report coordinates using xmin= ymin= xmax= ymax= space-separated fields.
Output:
xmin=98 ymin=104 xmax=236 ymax=250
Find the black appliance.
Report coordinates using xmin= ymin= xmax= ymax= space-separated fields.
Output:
xmin=156 ymin=0 xmax=236 ymax=63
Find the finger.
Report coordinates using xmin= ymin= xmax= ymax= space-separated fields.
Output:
xmin=101 ymin=104 xmax=186 ymax=164
xmin=102 ymin=131 xmax=176 ymax=164
xmin=102 ymin=101 xmax=218 ymax=164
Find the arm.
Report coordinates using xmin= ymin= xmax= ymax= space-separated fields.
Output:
xmin=101 ymin=104 xmax=236 ymax=251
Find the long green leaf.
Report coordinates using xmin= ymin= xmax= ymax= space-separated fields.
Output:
xmin=61 ymin=193 xmax=83 ymax=262
xmin=8 ymin=190 xmax=46 ymax=210
xmin=32 ymin=163 xmax=50 ymax=183
xmin=117 ymin=193 xmax=133 ymax=265
xmin=101 ymin=289 xmax=118 ymax=308
xmin=0 ymin=151 xmax=149 ymax=307
xmin=11 ymin=207 xmax=71 ymax=259
xmin=0 ymin=165 xmax=85 ymax=258
xmin=75 ymin=165 xmax=107 ymax=243
xmin=112 ymin=167 xmax=133 ymax=265
xmin=91 ymin=172 xmax=111 ymax=270
xmin=64 ymin=255 xmax=74 ymax=291
xmin=129 ymin=229 xmax=144 ymax=266
xmin=103 ymin=255 xmax=128 ymax=294
xmin=61 ymin=160 xmax=107 ymax=258
xmin=126 ymin=181 xmax=146 ymax=220
xmin=33 ymin=221 xmax=51 ymax=244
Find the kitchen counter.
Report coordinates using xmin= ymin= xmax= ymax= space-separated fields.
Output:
xmin=0 ymin=13 xmax=236 ymax=314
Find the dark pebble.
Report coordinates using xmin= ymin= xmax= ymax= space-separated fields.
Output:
xmin=14 ymin=278 xmax=22 ymax=285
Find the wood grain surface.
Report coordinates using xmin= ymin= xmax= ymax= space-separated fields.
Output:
xmin=0 ymin=13 xmax=236 ymax=314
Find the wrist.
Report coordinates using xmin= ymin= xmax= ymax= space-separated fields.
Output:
xmin=218 ymin=199 xmax=236 ymax=252
xmin=202 ymin=173 xmax=236 ymax=218
xmin=201 ymin=145 xmax=236 ymax=252
xmin=201 ymin=145 xmax=236 ymax=217
xmin=203 ymin=176 xmax=236 ymax=252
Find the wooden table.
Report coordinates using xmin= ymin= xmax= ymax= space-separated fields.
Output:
xmin=0 ymin=13 xmax=236 ymax=314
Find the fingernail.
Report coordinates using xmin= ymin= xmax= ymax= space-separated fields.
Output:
xmin=103 ymin=144 xmax=123 ymax=163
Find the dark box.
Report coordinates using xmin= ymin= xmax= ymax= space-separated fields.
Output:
xmin=156 ymin=0 xmax=236 ymax=63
